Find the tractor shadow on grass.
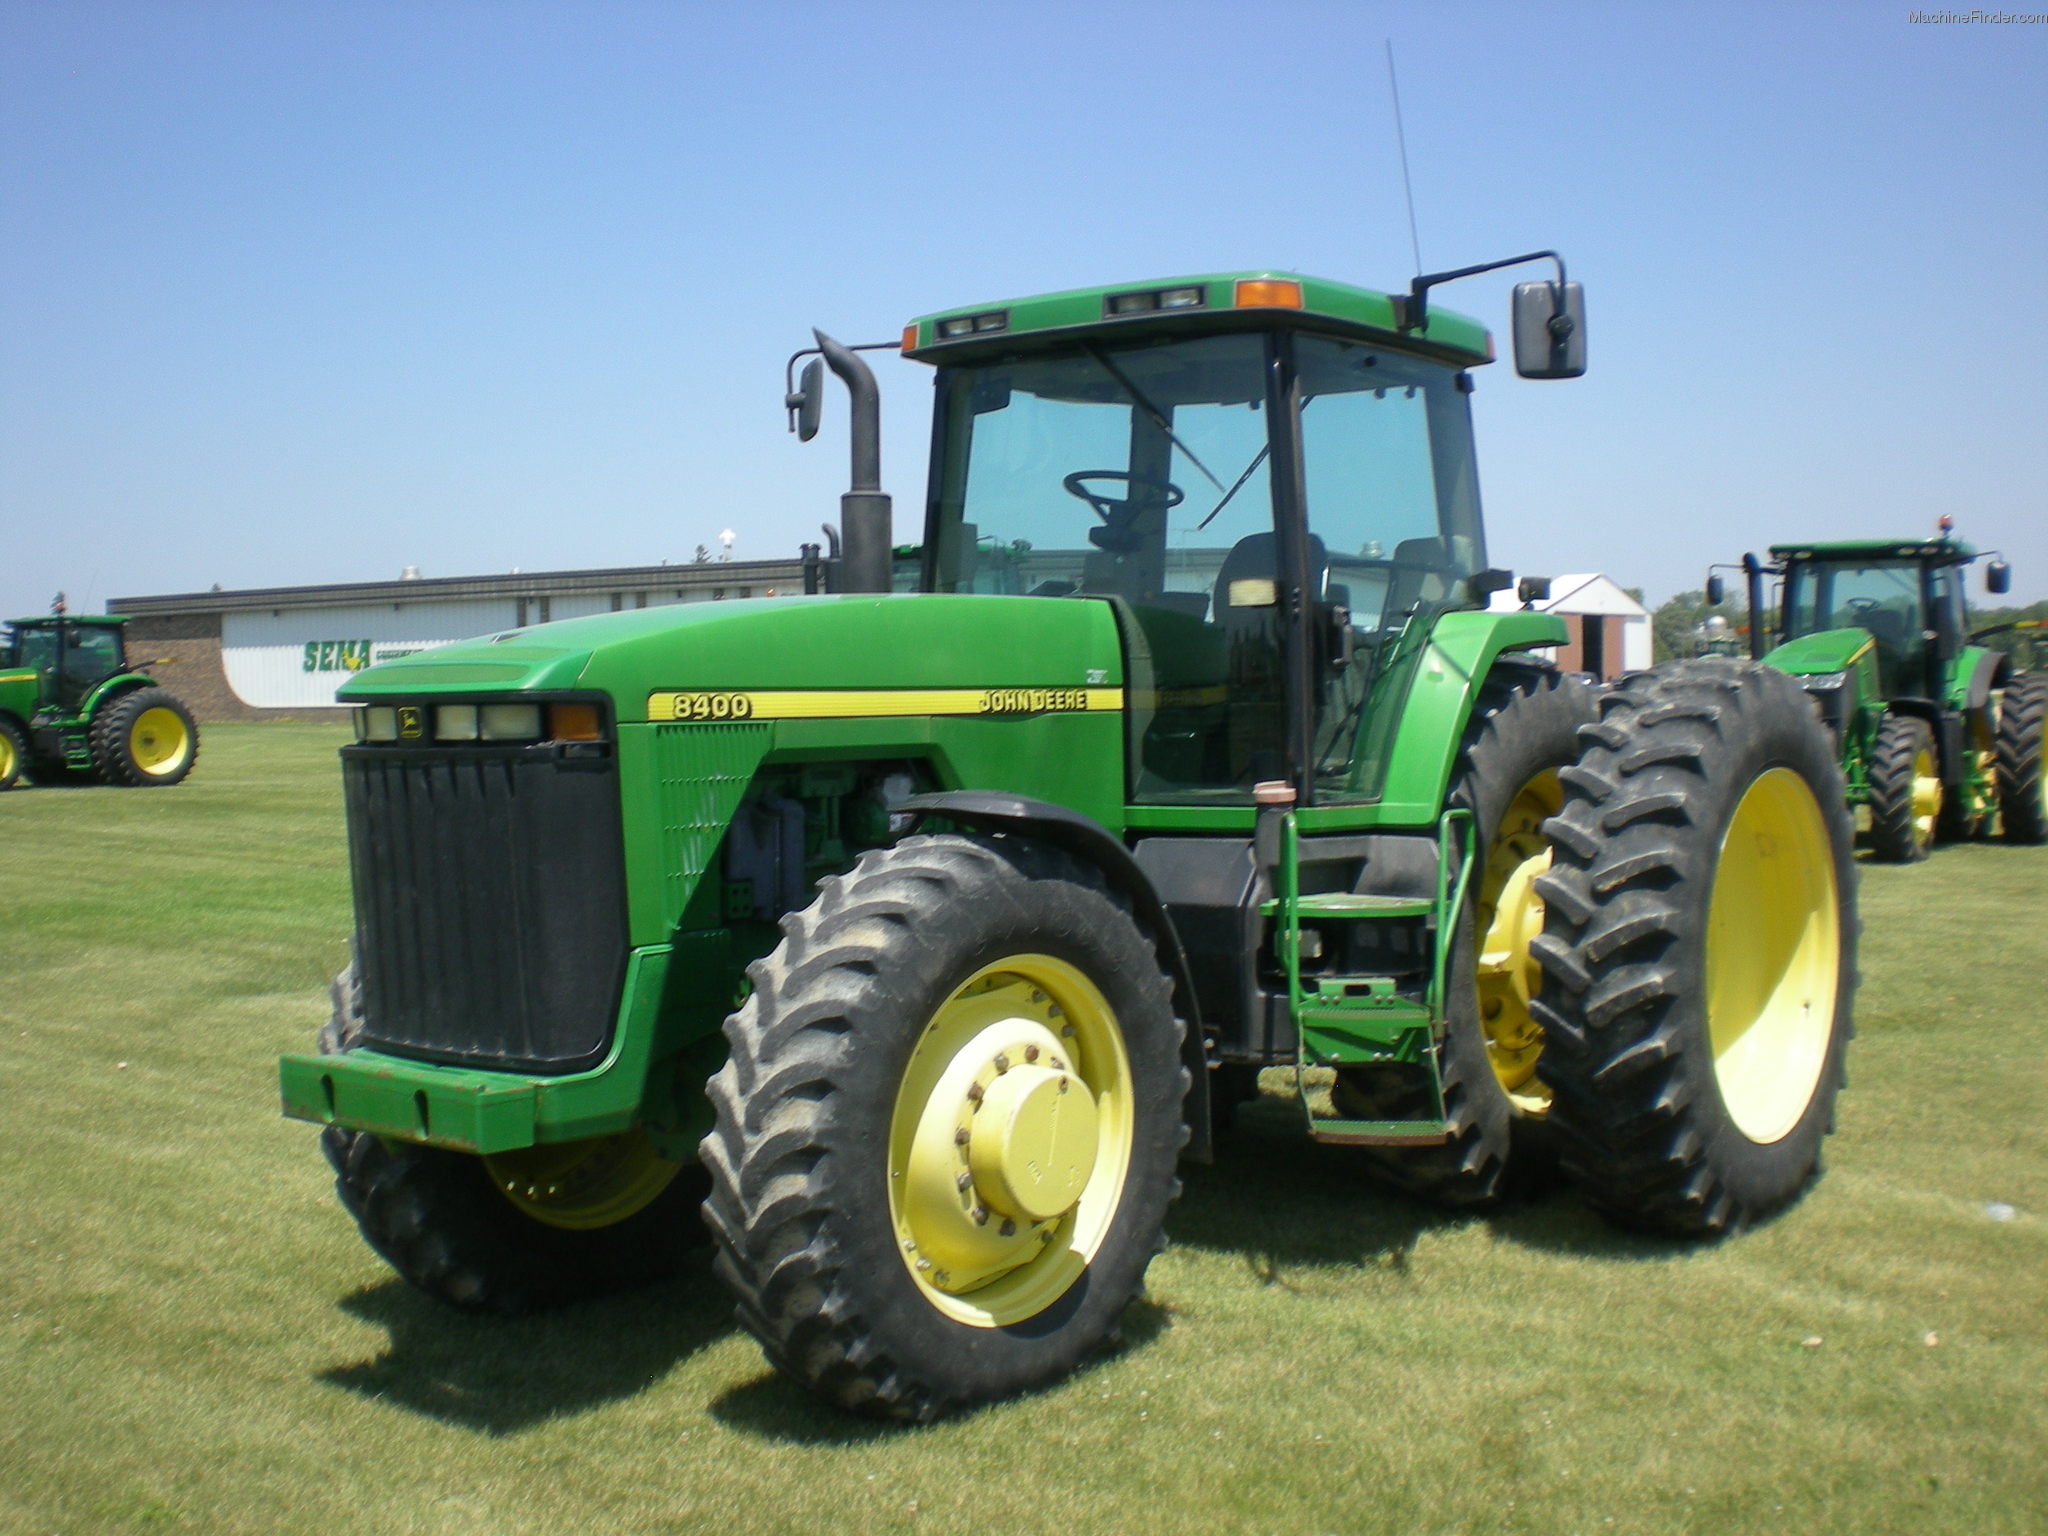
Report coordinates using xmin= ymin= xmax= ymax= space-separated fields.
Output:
xmin=1173 ymin=1093 xmax=1685 ymax=1274
xmin=317 ymin=1253 xmax=733 ymax=1436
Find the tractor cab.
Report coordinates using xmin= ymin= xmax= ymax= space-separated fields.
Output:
xmin=1771 ymin=539 xmax=1995 ymax=703
xmin=895 ymin=271 xmax=1564 ymax=810
xmin=2 ymin=615 xmax=131 ymax=710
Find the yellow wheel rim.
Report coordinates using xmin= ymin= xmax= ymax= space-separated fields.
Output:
xmin=0 ymin=730 xmax=15 ymax=783
xmin=1705 ymin=768 xmax=1840 ymax=1144
xmin=1909 ymin=746 xmax=1941 ymax=849
xmin=887 ymin=954 xmax=1133 ymax=1329
xmin=1475 ymin=771 xmax=1561 ymax=1114
xmin=482 ymin=1130 xmax=680 ymax=1230
xmin=129 ymin=707 xmax=192 ymax=776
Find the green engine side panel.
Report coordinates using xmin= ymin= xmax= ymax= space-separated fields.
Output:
xmin=0 ymin=669 xmax=38 ymax=724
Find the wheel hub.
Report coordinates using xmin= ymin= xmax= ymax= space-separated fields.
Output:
xmin=1910 ymin=747 xmax=1941 ymax=848
xmin=131 ymin=707 xmax=191 ymax=775
xmin=969 ymin=1061 xmax=1100 ymax=1222
xmin=888 ymin=959 xmax=1132 ymax=1326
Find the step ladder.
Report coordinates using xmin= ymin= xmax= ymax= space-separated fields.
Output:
xmin=1263 ymin=796 xmax=1474 ymax=1146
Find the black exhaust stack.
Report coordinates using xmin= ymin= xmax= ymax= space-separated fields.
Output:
xmin=813 ymin=330 xmax=892 ymax=595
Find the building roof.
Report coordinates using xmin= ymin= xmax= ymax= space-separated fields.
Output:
xmin=108 ymin=557 xmax=809 ymax=616
xmin=1487 ymin=572 xmax=1648 ymax=619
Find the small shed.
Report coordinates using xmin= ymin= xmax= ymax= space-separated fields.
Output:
xmin=1489 ymin=572 xmax=1651 ymax=680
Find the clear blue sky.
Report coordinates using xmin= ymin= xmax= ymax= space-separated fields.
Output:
xmin=4 ymin=0 xmax=2044 ymax=622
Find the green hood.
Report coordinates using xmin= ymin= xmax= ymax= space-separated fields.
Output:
xmin=1763 ymin=628 xmax=1876 ymax=677
xmin=336 ymin=594 xmax=1125 ymax=719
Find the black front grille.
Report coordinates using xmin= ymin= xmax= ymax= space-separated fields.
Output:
xmin=343 ymin=745 xmax=629 ymax=1072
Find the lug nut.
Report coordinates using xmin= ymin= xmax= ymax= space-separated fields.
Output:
xmin=1024 ymin=1044 xmax=1040 ymax=1063
xmin=933 ymin=1270 xmax=950 ymax=1286
xmin=956 ymin=1172 xmax=973 ymax=1192
xmin=1061 ymin=1024 xmax=1076 ymax=1038
xmin=1029 ymin=990 xmax=1046 ymax=1004
xmin=916 ymin=1257 xmax=932 ymax=1272
xmin=954 ymin=1126 xmax=971 ymax=1146
xmin=1047 ymin=1003 xmax=1063 ymax=1019
xmin=972 ymin=1205 xmax=989 ymax=1225
xmin=994 ymin=1053 xmax=1010 ymax=1073
xmin=967 ymin=1083 xmax=984 ymax=1103
xmin=999 ymin=1218 xmax=1017 ymax=1237
xmin=1058 ymin=1076 xmax=1069 ymax=1093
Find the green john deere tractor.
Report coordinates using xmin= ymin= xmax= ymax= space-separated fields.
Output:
xmin=282 ymin=259 xmax=1859 ymax=1420
xmin=1709 ymin=535 xmax=2046 ymax=860
xmin=0 ymin=611 xmax=200 ymax=791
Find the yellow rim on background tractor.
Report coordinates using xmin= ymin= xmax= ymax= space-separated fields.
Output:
xmin=1475 ymin=771 xmax=1561 ymax=1115
xmin=1909 ymin=746 xmax=1941 ymax=850
xmin=1704 ymin=768 xmax=1840 ymax=1144
xmin=483 ymin=1130 xmax=680 ymax=1230
xmin=887 ymin=954 xmax=1134 ymax=1328
xmin=130 ymin=707 xmax=193 ymax=776
xmin=0 ymin=730 xmax=15 ymax=784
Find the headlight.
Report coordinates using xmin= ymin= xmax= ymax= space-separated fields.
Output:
xmin=434 ymin=705 xmax=480 ymax=741
xmin=480 ymin=703 xmax=543 ymax=741
xmin=1798 ymin=672 xmax=1847 ymax=692
xmin=361 ymin=707 xmax=398 ymax=742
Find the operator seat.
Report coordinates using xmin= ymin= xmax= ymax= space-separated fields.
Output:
xmin=1212 ymin=532 xmax=1329 ymax=626
xmin=1381 ymin=537 xmax=1451 ymax=627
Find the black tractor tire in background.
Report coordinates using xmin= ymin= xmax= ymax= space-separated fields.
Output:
xmin=90 ymin=686 xmax=200 ymax=786
xmin=0 ymin=717 xmax=25 ymax=791
xmin=1865 ymin=713 xmax=1938 ymax=863
xmin=1530 ymin=658 xmax=1857 ymax=1238
xmin=1995 ymin=672 xmax=2048 ymax=844
xmin=701 ymin=834 xmax=1188 ymax=1421
xmin=315 ymin=949 xmax=702 ymax=1313
xmin=1336 ymin=660 xmax=1597 ymax=1208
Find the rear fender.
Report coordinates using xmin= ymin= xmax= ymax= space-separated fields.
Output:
xmin=894 ymin=790 xmax=1213 ymax=1163
xmin=79 ymin=672 xmax=158 ymax=721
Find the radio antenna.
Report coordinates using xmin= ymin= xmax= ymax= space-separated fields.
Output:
xmin=1385 ymin=40 xmax=1424 ymax=276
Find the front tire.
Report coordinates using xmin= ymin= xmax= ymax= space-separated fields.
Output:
xmin=1866 ymin=713 xmax=1939 ymax=862
xmin=315 ymin=951 xmax=699 ymax=1312
xmin=701 ymin=834 xmax=1187 ymax=1421
xmin=1532 ymin=659 xmax=1856 ymax=1237
xmin=90 ymin=686 xmax=199 ymax=786
xmin=0 ymin=717 xmax=25 ymax=790
xmin=1995 ymin=673 xmax=2047 ymax=844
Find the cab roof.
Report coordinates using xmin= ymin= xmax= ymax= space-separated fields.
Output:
xmin=1770 ymin=538 xmax=1978 ymax=565
xmin=903 ymin=270 xmax=1493 ymax=368
xmin=6 ymin=614 xmax=129 ymax=628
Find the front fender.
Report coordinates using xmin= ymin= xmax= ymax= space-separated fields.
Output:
xmin=1358 ymin=609 xmax=1571 ymax=827
xmin=894 ymin=790 xmax=1213 ymax=1163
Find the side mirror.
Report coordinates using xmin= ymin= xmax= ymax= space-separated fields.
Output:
xmin=1517 ymin=574 xmax=1552 ymax=605
xmin=1987 ymin=559 xmax=2011 ymax=595
xmin=1511 ymin=281 xmax=1587 ymax=379
xmin=1705 ymin=573 xmax=1725 ymax=607
xmin=786 ymin=357 xmax=824 ymax=442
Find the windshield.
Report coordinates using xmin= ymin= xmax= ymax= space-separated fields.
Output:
xmin=1783 ymin=558 xmax=1940 ymax=697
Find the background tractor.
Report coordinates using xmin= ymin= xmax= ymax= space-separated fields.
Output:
xmin=283 ymin=259 xmax=1858 ymax=1420
xmin=0 ymin=609 xmax=200 ymax=791
xmin=1709 ymin=534 xmax=2045 ymax=859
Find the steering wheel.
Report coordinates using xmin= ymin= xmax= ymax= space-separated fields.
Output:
xmin=1846 ymin=597 xmax=1881 ymax=614
xmin=1061 ymin=470 xmax=1184 ymax=523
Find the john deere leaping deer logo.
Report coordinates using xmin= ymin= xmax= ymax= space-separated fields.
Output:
xmin=396 ymin=707 xmax=424 ymax=739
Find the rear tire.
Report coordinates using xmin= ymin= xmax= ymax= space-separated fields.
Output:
xmin=90 ymin=686 xmax=199 ymax=786
xmin=1337 ymin=661 xmax=1596 ymax=1207
xmin=1866 ymin=713 xmax=1938 ymax=862
xmin=701 ymin=834 xmax=1187 ymax=1421
xmin=1995 ymin=673 xmax=2047 ymax=844
xmin=1531 ymin=659 xmax=1856 ymax=1238
xmin=315 ymin=950 xmax=700 ymax=1312
xmin=0 ymin=717 xmax=24 ymax=790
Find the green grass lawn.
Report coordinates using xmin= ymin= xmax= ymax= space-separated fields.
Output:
xmin=2 ymin=723 xmax=2043 ymax=1535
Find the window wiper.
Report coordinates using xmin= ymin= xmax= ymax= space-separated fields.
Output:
xmin=1195 ymin=394 xmax=1312 ymax=530
xmin=1080 ymin=344 xmax=1226 ymax=494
